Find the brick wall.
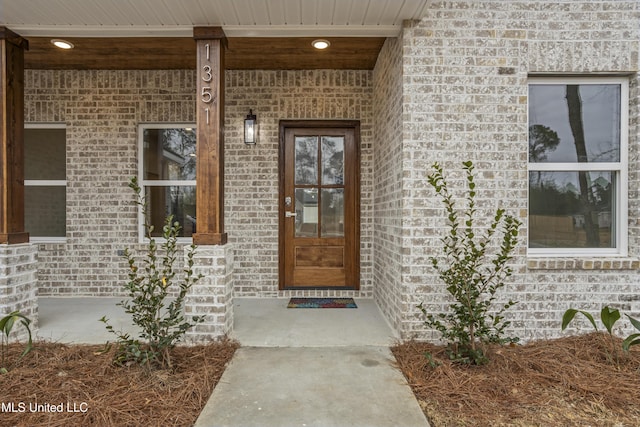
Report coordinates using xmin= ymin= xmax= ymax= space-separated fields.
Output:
xmin=372 ymin=37 xmax=405 ymax=332
xmin=25 ymin=70 xmax=195 ymax=296
xmin=224 ymin=70 xmax=374 ymax=298
xmin=398 ymin=0 xmax=640 ymax=341
xmin=24 ymin=69 xmax=374 ymax=298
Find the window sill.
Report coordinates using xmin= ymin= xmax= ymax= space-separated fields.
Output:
xmin=138 ymin=237 xmax=193 ymax=245
xmin=526 ymin=257 xmax=640 ymax=270
xmin=31 ymin=238 xmax=66 ymax=244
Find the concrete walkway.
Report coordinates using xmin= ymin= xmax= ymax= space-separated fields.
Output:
xmin=194 ymin=298 xmax=430 ymax=427
xmin=37 ymin=297 xmax=430 ymax=427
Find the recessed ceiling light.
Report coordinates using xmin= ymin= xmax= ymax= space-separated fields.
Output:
xmin=51 ymin=39 xmax=74 ymax=50
xmin=311 ymin=39 xmax=330 ymax=50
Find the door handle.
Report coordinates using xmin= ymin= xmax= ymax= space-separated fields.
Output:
xmin=285 ymin=211 xmax=297 ymax=218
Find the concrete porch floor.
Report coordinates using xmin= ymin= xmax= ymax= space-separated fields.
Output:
xmin=231 ymin=298 xmax=398 ymax=347
xmin=38 ymin=297 xmax=140 ymax=344
xmin=37 ymin=297 xmax=399 ymax=346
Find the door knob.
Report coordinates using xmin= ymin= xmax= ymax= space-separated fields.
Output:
xmin=285 ymin=211 xmax=297 ymax=218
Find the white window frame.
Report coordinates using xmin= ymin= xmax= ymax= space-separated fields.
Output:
xmin=24 ymin=123 xmax=67 ymax=243
xmin=527 ymin=77 xmax=629 ymax=257
xmin=137 ymin=123 xmax=196 ymax=243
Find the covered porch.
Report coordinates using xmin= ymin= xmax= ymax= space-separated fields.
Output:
xmin=1 ymin=0 xmax=426 ymax=343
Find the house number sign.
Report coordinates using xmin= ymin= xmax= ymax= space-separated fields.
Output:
xmin=191 ymin=28 xmax=228 ymax=245
xmin=200 ymin=43 xmax=214 ymax=125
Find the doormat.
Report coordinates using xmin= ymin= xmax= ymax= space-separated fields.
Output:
xmin=287 ymin=297 xmax=357 ymax=309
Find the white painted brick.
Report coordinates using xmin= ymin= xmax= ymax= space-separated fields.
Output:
xmin=0 ymin=244 xmax=39 ymax=342
xmin=25 ymin=69 xmax=374 ymax=300
xmin=388 ymin=1 xmax=640 ymax=342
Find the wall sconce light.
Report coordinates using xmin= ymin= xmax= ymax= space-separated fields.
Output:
xmin=244 ymin=109 xmax=257 ymax=145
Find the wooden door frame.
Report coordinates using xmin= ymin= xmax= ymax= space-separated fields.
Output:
xmin=278 ymin=120 xmax=361 ymax=290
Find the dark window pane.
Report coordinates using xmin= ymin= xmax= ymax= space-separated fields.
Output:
xmin=145 ymin=186 xmax=196 ymax=237
xmin=529 ymin=171 xmax=614 ymax=249
xmin=25 ymin=186 xmax=66 ymax=237
xmin=529 ymin=84 xmax=620 ymax=163
xmin=24 ymin=128 xmax=66 ymax=180
xmin=143 ymin=128 xmax=196 ymax=181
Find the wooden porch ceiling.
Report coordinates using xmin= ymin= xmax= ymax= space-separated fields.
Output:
xmin=24 ymin=36 xmax=386 ymax=70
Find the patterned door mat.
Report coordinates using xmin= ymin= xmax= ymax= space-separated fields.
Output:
xmin=287 ymin=297 xmax=357 ymax=308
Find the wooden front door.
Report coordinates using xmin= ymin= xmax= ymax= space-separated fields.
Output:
xmin=279 ymin=121 xmax=360 ymax=290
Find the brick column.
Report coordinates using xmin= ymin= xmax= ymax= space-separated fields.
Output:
xmin=185 ymin=245 xmax=234 ymax=343
xmin=0 ymin=28 xmax=37 ymax=341
xmin=193 ymin=27 xmax=227 ymax=245
xmin=0 ymin=244 xmax=38 ymax=341
xmin=186 ymin=28 xmax=233 ymax=343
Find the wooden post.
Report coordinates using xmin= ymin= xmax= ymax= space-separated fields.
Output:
xmin=192 ymin=27 xmax=227 ymax=245
xmin=0 ymin=27 xmax=29 ymax=244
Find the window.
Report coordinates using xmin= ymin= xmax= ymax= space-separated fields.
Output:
xmin=528 ymin=78 xmax=628 ymax=256
xmin=139 ymin=124 xmax=196 ymax=240
xmin=24 ymin=124 xmax=67 ymax=241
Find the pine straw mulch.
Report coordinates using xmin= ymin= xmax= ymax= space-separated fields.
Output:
xmin=1 ymin=340 xmax=239 ymax=427
xmin=392 ymin=332 xmax=640 ymax=427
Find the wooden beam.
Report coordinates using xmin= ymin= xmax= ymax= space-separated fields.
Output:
xmin=25 ymin=37 xmax=195 ymax=70
xmin=23 ymin=36 xmax=385 ymax=70
xmin=192 ymin=27 xmax=227 ymax=246
xmin=0 ymin=27 xmax=29 ymax=244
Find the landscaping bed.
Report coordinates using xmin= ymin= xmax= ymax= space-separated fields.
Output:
xmin=392 ymin=332 xmax=640 ymax=426
xmin=1 ymin=340 xmax=238 ymax=427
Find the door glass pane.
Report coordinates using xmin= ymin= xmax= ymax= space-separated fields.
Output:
xmin=529 ymin=171 xmax=614 ymax=248
xmin=295 ymin=136 xmax=318 ymax=185
xmin=295 ymin=188 xmax=318 ymax=237
xmin=321 ymin=189 xmax=344 ymax=237
xmin=322 ymin=136 xmax=344 ymax=185
xmin=528 ymin=84 xmax=621 ymax=163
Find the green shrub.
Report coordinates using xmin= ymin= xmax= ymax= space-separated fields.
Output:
xmin=1 ymin=311 xmax=33 ymax=374
xmin=562 ymin=306 xmax=640 ymax=365
xmin=419 ymin=161 xmax=522 ymax=365
xmin=101 ymin=177 xmax=203 ymax=370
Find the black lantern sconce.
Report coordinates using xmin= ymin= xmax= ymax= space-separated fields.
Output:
xmin=244 ymin=109 xmax=257 ymax=145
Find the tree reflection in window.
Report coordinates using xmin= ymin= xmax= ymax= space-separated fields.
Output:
xmin=528 ymin=83 xmax=621 ymax=249
xmin=293 ymin=135 xmax=345 ymax=238
xmin=295 ymin=137 xmax=318 ymax=185
xmin=322 ymin=137 xmax=344 ymax=185
xmin=142 ymin=126 xmax=196 ymax=238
